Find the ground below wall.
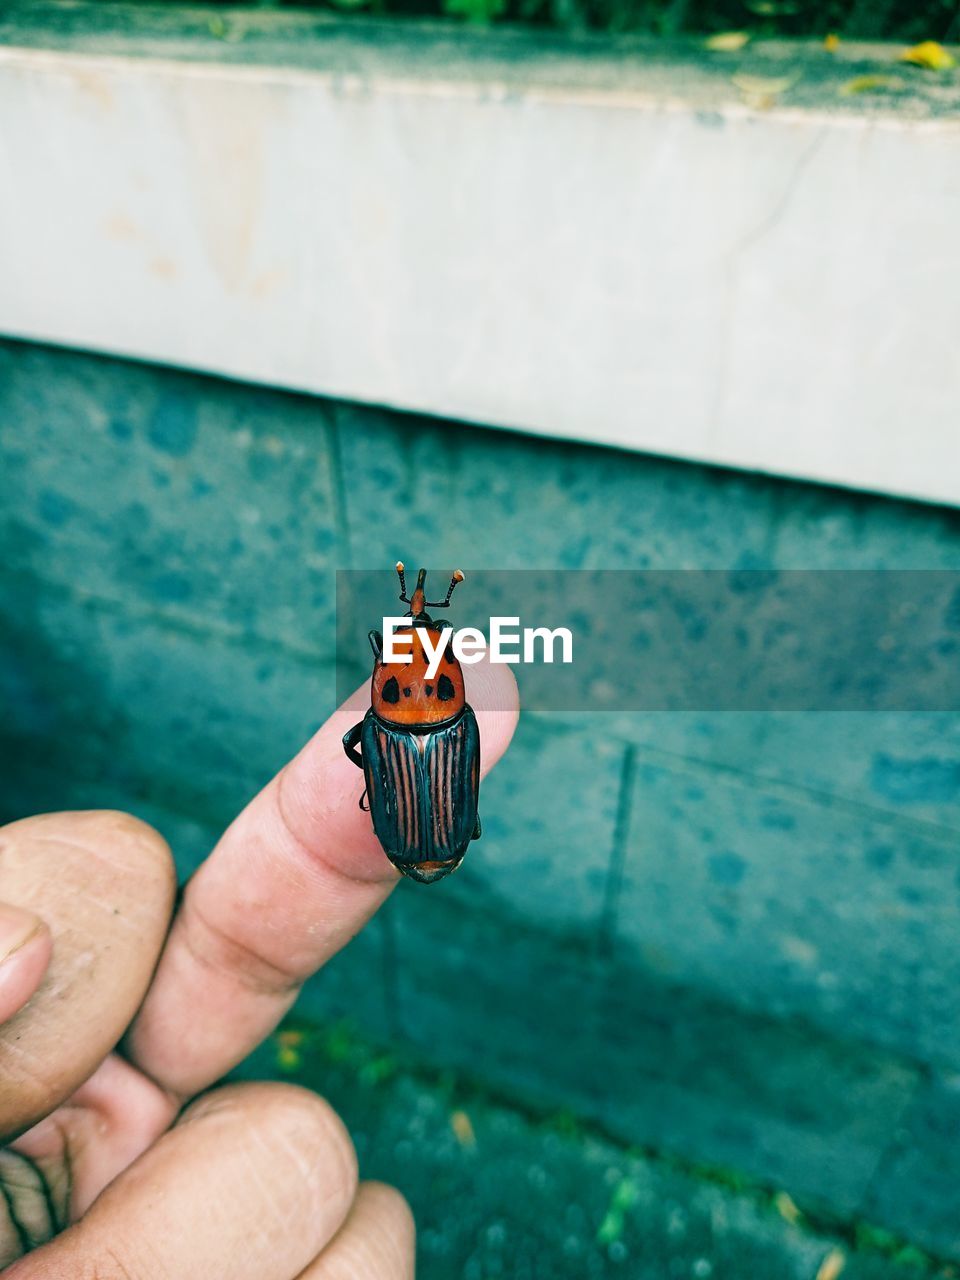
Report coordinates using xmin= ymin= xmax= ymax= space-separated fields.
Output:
xmin=1 ymin=339 xmax=960 ymax=1259
xmin=233 ymin=1020 xmax=949 ymax=1280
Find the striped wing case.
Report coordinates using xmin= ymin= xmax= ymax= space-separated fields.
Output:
xmin=360 ymin=706 xmax=480 ymax=883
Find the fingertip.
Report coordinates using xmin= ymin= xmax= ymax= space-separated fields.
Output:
xmin=3 ymin=811 xmax=177 ymax=903
xmin=357 ymin=1180 xmax=416 ymax=1243
xmin=464 ymin=655 xmax=520 ymax=774
xmin=179 ymin=1081 xmax=359 ymax=1225
xmin=41 ymin=1083 xmax=361 ymax=1280
xmin=0 ymin=811 xmax=181 ymax=1138
xmin=0 ymin=907 xmax=51 ymax=1026
xmin=298 ymin=1180 xmax=416 ymax=1279
xmin=466 ymin=649 xmax=520 ymax=715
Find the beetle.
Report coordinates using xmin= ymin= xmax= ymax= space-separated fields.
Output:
xmin=342 ymin=562 xmax=481 ymax=884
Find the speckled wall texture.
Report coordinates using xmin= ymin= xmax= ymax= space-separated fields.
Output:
xmin=2 ymin=338 xmax=960 ymax=1253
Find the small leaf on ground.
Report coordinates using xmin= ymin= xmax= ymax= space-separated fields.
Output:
xmin=839 ymin=74 xmax=907 ymax=95
xmin=596 ymin=1176 xmax=640 ymax=1246
xmin=774 ymin=1191 xmax=802 ymax=1225
xmin=731 ymin=73 xmax=798 ymax=107
xmin=705 ymin=31 xmax=750 ymax=51
xmin=451 ymin=1109 xmax=477 ymax=1148
xmin=900 ymin=41 xmax=956 ymax=71
xmin=274 ymin=1028 xmax=305 ymax=1073
xmin=816 ymin=1247 xmax=847 ymax=1280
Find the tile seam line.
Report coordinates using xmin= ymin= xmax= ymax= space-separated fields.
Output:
xmin=599 ymin=742 xmax=636 ymax=945
xmin=624 ymin=736 xmax=960 ymax=844
xmin=1 ymin=44 xmax=956 ymax=131
xmin=518 ymin=713 xmax=960 ymax=845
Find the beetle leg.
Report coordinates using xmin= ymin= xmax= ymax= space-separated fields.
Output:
xmin=342 ymin=722 xmax=364 ymax=769
xmin=368 ymin=629 xmax=383 ymax=659
xmin=359 ymin=790 xmax=370 ymax=812
xmin=473 ymin=813 xmax=482 ymax=840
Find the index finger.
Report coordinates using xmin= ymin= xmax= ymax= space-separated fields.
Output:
xmin=125 ymin=659 xmax=518 ymax=1099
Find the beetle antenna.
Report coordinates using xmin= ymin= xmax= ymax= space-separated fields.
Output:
xmin=427 ymin=569 xmax=464 ymax=609
xmin=396 ymin=561 xmax=409 ymax=604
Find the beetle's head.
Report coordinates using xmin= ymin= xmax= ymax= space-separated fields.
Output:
xmin=367 ymin=563 xmax=468 ymax=727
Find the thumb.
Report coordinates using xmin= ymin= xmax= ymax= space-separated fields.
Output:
xmin=0 ymin=905 xmax=50 ymax=1028
xmin=0 ymin=811 xmax=176 ymax=1143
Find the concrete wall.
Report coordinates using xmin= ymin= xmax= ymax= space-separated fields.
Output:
xmin=2 ymin=3 xmax=960 ymax=504
xmin=2 ymin=339 xmax=960 ymax=1253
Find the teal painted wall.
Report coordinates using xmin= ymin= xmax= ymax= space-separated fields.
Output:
xmin=2 ymin=339 xmax=960 ymax=1252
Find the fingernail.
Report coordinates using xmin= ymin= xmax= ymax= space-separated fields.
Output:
xmin=0 ymin=904 xmax=46 ymax=964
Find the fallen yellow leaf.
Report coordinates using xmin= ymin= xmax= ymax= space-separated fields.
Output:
xmin=816 ymin=1248 xmax=847 ymax=1280
xmin=900 ymin=40 xmax=956 ymax=71
xmin=450 ymin=1109 xmax=477 ymax=1148
xmin=839 ymin=74 xmax=906 ymax=95
xmin=276 ymin=1045 xmax=301 ymax=1072
xmin=705 ymin=31 xmax=750 ymax=52
xmin=774 ymin=1191 xmax=802 ymax=1224
xmin=275 ymin=1028 xmax=304 ymax=1073
xmin=731 ymin=73 xmax=798 ymax=107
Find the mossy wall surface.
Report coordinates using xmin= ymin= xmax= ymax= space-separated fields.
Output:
xmin=2 ymin=338 xmax=960 ymax=1253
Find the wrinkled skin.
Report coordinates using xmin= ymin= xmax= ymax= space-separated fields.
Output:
xmin=0 ymin=660 xmax=518 ymax=1278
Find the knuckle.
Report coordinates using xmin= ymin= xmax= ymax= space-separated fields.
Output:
xmin=180 ymin=902 xmax=303 ymax=999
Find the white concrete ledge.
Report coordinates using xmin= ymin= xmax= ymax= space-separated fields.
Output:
xmin=2 ymin=3 xmax=960 ymax=505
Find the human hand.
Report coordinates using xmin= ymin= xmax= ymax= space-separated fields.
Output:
xmin=0 ymin=662 xmax=518 ymax=1278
